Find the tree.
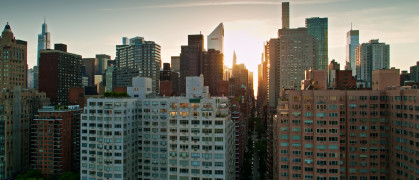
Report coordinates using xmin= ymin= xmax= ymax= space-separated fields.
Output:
xmin=15 ymin=169 xmax=44 ymax=180
xmin=58 ymin=172 xmax=79 ymax=180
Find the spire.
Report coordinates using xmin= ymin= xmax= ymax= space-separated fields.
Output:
xmin=351 ymin=22 xmax=352 ymax=30
xmin=4 ymin=22 xmax=11 ymax=30
xmin=233 ymin=50 xmax=237 ymax=66
xmin=44 ymin=16 xmax=46 ymax=24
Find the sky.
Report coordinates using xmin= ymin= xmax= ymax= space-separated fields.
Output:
xmin=1 ymin=0 xmax=419 ymax=96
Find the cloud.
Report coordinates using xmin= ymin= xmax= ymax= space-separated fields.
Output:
xmin=101 ymin=0 xmax=345 ymax=11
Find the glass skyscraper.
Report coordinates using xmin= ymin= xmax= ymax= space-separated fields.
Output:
xmin=306 ymin=17 xmax=328 ymax=70
xmin=346 ymin=29 xmax=359 ymax=76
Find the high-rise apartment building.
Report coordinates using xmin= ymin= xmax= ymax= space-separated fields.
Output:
xmin=0 ymin=87 xmax=49 ymax=179
xmin=81 ymin=76 xmax=235 ymax=180
xmin=34 ymin=19 xmax=51 ymax=90
xmin=80 ymin=98 xmax=139 ymax=180
xmin=306 ymin=17 xmax=328 ymax=70
xmin=356 ymin=39 xmax=390 ymax=88
xmin=203 ymin=49 xmax=223 ymax=96
xmin=272 ymin=72 xmax=418 ymax=180
xmin=268 ymin=28 xmax=318 ymax=107
xmin=207 ymin=23 xmax=224 ymax=54
xmin=346 ymin=29 xmax=359 ymax=76
xmin=180 ymin=34 xmax=204 ymax=94
xmin=39 ymin=44 xmax=82 ymax=105
xmin=0 ymin=23 xmax=28 ymax=89
xmin=410 ymin=61 xmax=419 ymax=82
xmin=31 ymin=105 xmax=81 ymax=178
xmin=115 ymin=36 xmax=161 ymax=95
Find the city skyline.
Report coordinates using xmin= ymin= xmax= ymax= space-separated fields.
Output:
xmin=1 ymin=0 xmax=419 ymax=95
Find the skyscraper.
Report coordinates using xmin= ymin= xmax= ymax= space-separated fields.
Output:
xmin=232 ymin=50 xmax=237 ymax=67
xmin=0 ymin=23 xmax=28 ymax=89
xmin=268 ymin=28 xmax=318 ymax=107
xmin=306 ymin=17 xmax=328 ymax=70
xmin=346 ymin=28 xmax=359 ymax=76
xmin=356 ymin=39 xmax=390 ymax=88
xmin=282 ymin=2 xmax=290 ymax=29
xmin=207 ymin=23 xmax=224 ymax=54
xmin=203 ymin=49 xmax=223 ymax=95
xmin=115 ymin=36 xmax=161 ymax=95
xmin=35 ymin=18 xmax=51 ymax=90
xmin=180 ymin=34 xmax=204 ymax=94
xmin=39 ymin=44 xmax=82 ymax=105
xmin=170 ymin=56 xmax=180 ymax=73
xmin=96 ymin=54 xmax=110 ymax=75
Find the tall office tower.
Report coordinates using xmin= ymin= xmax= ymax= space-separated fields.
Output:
xmin=28 ymin=68 xmax=34 ymax=88
xmin=82 ymin=58 xmax=98 ymax=86
xmin=203 ymin=49 xmax=223 ymax=95
xmin=115 ymin=36 xmax=161 ymax=95
xmin=0 ymin=23 xmax=28 ymax=89
xmin=96 ymin=54 xmax=110 ymax=75
xmin=171 ymin=56 xmax=180 ymax=73
xmin=306 ymin=17 xmax=328 ymax=70
xmin=268 ymin=28 xmax=318 ymax=108
xmin=207 ymin=23 xmax=224 ymax=54
xmin=0 ymin=87 xmax=49 ymax=179
xmin=356 ymin=39 xmax=390 ymax=88
xmin=39 ymin=44 xmax=82 ymax=105
xmin=346 ymin=29 xmax=359 ymax=76
xmin=80 ymin=98 xmax=138 ymax=180
xmin=282 ymin=2 xmax=290 ymax=29
xmin=410 ymin=61 xmax=419 ymax=82
xmin=31 ymin=105 xmax=81 ymax=178
xmin=180 ymin=34 xmax=204 ymax=94
xmin=328 ymin=60 xmax=340 ymax=88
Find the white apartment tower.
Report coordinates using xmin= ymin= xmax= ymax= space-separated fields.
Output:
xmin=80 ymin=98 xmax=138 ymax=180
xmin=81 ymin=76 xmax=235 ymax=180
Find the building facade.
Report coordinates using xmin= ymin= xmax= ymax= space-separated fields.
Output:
xmin=0 ymin=23 xmax=28 ymax=89
xmin=81 ymin=76 xmax=235 ymax=180
xmin=39 ymin=44 xmax=82 ymax=105
xmin=411 ymin=61 xmax=419 ymax=82
xmin=273 ymin=85 xmax=419 ymax=180
xmin=0 ymin=87 xmax=49 ymax=179
xmin=31 ymin=105 xmax=81 ymax=178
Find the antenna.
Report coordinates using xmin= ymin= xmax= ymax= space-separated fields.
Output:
xmin=44 ymin=16 xmax=46 ymax=24
xmin=351 ymin=22 xmax=352 ymax=30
